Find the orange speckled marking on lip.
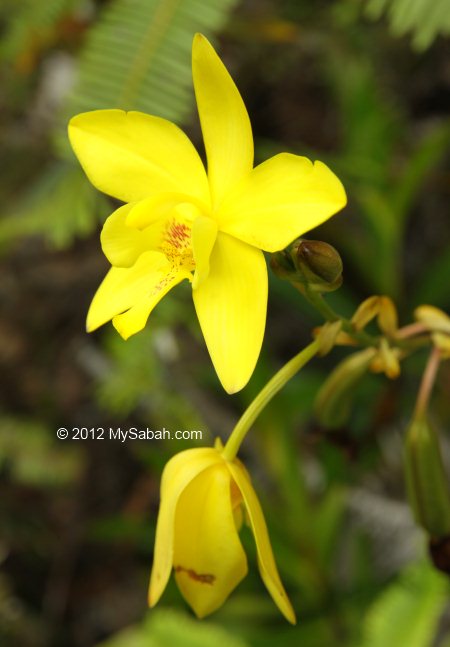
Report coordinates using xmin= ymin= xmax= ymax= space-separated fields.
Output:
xmin=174 ymin=565 xmax=216 ymax=585
xmin=167 ymin=221 xmax=190 ymax=250
xmin=150 ymin=270 xmax=176 ymax=296
xmin=160 ymin=218 xmax=195 ymax=271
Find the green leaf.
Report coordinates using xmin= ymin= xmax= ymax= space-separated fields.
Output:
xmin=0 ymin=417 xmax=82 ymax=488
xmin=313 ymin=488 xmax=346 ymax=570
xmin=359 ymin=563 xmax=448 ymax=647
xmin=412 ymin=245 xmax=450 ymax=308
xmin=97 ymin=608 xmax=249 ymax=647
xmin=392 ymin=123 xmax=450 ymax=225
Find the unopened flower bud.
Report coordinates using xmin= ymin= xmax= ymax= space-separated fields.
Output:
xmin=377 ymin=296 xmax=398 ymax=336
xmin=270 ymin=239 xmax=343 ymax=293
xmin=351 ymin=296 xmax=380 ymax=331
xmin=404 ymin=416 xmax=450 ymax=538
xmin=369 ymin=338 xmax=401 ymax=379
xmin=292 ymin=239 xmax=343 ymax=292
xmin=414 ymin=306 xmax=450 ymax=358
xmin=315 ymin=320 xmax=343 ymax=356
xmin=415 ymin=305 xmax=450 ymax=335
xmin=269 ymin=248 xmax=298 ymax=280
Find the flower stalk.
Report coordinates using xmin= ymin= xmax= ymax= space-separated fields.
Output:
xmin=222 ymin=339 xmax=320 ymax=461
xmin=414 ymin=346 xmax=442 ymax=420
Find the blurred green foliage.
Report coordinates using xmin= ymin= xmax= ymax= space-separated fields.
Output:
xmin=1 ymin=0 xmax=449 ymax=646
xmin=365 ymin=0 xmax=450 ymax=50
xmin=98 ymin=608 xmax=249 ymax=647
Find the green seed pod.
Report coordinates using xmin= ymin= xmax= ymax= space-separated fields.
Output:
xmin=404 ymin=416 xmax=450 ymax=538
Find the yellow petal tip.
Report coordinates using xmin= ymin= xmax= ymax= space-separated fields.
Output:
xmin=192 ymin=35 xmax=212 ymax=68
xmin=85 ymin=316 xmax=98 ymax=334
xmin=282 ymin=601 xmax=297 ymax=625
xmin=219 ymin=372 xmax=250 ymax=395
xmin=112 ymin=316 xmax=133 ymax=340
xmin=193 ymin=32 xmax=209 ymax=50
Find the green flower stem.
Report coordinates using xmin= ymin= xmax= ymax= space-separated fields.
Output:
xmin=299 ymin=285 xmax=341 ymax=322
xmin=222 ymin=339 xmax=320 ymax=462
xmin=300 ymin=286 xmax=379 ymax=346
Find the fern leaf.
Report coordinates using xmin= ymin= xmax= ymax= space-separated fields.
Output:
xmin=0 ymin=163 xmax=108 ymax=250
xmin=13 ymin=0 xmax=240 ymax=248
xmin=365 ymin=0 xmax=450 ymax=50
xmin=60 ymin=0 xmax=241 ymax=126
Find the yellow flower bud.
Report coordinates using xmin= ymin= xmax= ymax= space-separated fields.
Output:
xmin=432 ymin=332 xmax=450 ymax=359
xmin=414 ymin=305 xmax=450 ymax=335
xmin=149 ymin=446 xmax=296 ymax=623
xmin=352 ymin=295 xmax=398 ymax=336
xmin=414 ymin=306 xmax=450 ymax=358
xmin=314 ymin=320 xmax=343 ymax=356
xmin=369 ymin=338 xmax=401 ymax=379
xmin=351 ymin=296 xmax=380 ymax=331
xmin=377 ymin=296 xmax=398 ymax=336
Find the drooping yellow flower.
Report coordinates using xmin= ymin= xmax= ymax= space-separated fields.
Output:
xmin=68 ymin=34 xmax=346 ymax=393
xmin=148 ymin=445 xmax=296 ymax=623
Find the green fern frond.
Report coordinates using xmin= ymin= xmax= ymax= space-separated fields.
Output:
xmin=0 ymin=163 xmax=108 ymax=250
xmin=61 ymin=0 xmax=240 ymax=124
xmin=6 ymin=0 xmax=240 ymax=248
xmin=365 ymin=0 xmax=450 ymax=50
xmin=52 ymin=0 xmax=241 ymax=244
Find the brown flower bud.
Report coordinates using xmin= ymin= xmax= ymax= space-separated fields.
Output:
xmin=292 ymin=239 xmax=343 ymax=291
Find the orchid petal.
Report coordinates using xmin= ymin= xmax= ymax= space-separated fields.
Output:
xmin=192 ymin=215 xmax=218 ymax=289
xmin=173 ymin=463 xmax=248 ymax=618
xmin=68 ymin=109 xmax=210 ymax=205
xmin=193 ymin=233 xmax=267 ymax=394
xmin=192 ymin=34 xmax=253 ymax=208
xmin=101 ymin=203 xmax=166 ymax=268
xmin=125 ymin=193 xmax=201 ymax=230
xmin=227 ymin=461 xmax=296 ymax=624
xmin=218 ymin=154 xmax=347 ymax=252
xmin=111 ymin=268 xmax=187 ymax=340
xmin=149 ymin=448 xmax=223 ymax=607
xmin=86 ymin=251 xmax=184 ymax=334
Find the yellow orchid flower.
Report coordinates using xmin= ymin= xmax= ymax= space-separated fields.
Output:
xmin=68 ymin=34 xmax=346 ymax=393
xmin=148 ymin=445 xmax=296 ymax=623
